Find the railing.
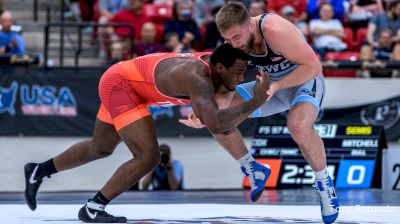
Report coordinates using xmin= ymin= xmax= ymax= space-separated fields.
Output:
xmin=44 ymin=22 xmax=135 ymax=68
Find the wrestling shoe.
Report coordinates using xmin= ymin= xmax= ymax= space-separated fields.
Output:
xmin=78 ymin=200 xmax=127 ymax=223
xmin=24 ymin=163 xmax=48 ymax=211
xmin=241 ymin=161 xmax=271 ymax=202
xmin=314 ymin=176 xmax=339 ymax=224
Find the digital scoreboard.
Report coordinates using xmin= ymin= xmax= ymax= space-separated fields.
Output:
xmin=243 ymin=124 xmax=386 ymax=189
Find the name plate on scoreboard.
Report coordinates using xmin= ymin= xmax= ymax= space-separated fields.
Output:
xmin=244 ymin=124 xmax=386 ymax=189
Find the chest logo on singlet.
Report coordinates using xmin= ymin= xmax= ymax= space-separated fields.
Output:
xmin=255 ymin=59 xmax=292 ymax=73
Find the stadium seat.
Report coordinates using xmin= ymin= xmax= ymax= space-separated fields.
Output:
xmin=342 ymin=28 xmax=355 ymax=51
xmin=144 ymin=4 xmax=173 ymax=24
xmin=324 ymin=51 xmax=360 ymax=77
xmin=356 ymin=28 xmax=367 ymax=49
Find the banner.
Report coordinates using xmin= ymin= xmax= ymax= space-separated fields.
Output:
xmin=0 ymin=67 xmax=103 ymax=136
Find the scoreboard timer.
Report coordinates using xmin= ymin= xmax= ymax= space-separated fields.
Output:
xmin=243 ymin=124 xmax=386 ymax=189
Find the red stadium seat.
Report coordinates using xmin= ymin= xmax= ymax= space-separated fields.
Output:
xmin=356 ymin=28 xmax=367 ymax=49
xmin=144 ymin=4 xmax=173 ymax=24
xmin=324 ymin=51 xmax=360 ymax=77
xmin=342 ymin=28 xmax=355 ymax=51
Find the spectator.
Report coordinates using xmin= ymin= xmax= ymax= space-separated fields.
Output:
xmin=110 ymin=0 xmax=150 ymax=41
xmin=267 ymin=0 xmax=308 ymax=22
xmin=344 ymin=0 xmax=384 ymax=28
xmin=307 ymin=0 xmax=345 ymax=20
xmin=360 ymin=28 xmax=400 ymax=77
xmin=97 ymin=0 xmax=129 ymax=60
xmin=163 ymin=31 xmax=194 ymax=53
xmin=141 ymin=144 xmax=184 ymax=190
xmin=280 ymin=5 xmax=309 ymax=39
xmin=0 ymin=11 xmax=24 ymax=55
xmin=193 ymin=0 xmax=224 ymax=27
xmin=164 ymin=0 xmax=201 ymax=47
xmin=364 ymin=0 xmax=400 ymax=48
xmin=249 ymin=0 xmax=266 ymax=17
xmin=108 ymin=0 xmax=151 ymax=60
xmin=134 ymin=22 xmax=166 ymax=56
xmin=204 ymin=7 xmax=224 ymax=50
xmin=99 ymin=0 xmax=128 ymax=22
xmin=309 ymin=3 xmax=347 ymax=56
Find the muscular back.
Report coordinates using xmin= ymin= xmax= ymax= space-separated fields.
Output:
xmin=154 ymin=57 xmax=211 ymax=99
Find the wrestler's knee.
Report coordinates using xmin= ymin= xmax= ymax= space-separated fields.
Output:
xmin=135 ymin=145 xmax=161 ymax=172
xmin=88 ymin=139 xmax=115 ymax=159
xmin=287 ymin=119 xmax=313 ymax=145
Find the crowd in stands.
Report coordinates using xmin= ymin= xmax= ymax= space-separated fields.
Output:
xmin=3 ymin=0 xmax=400 ymax=77
xmin=0 ymin=0 xmax=25 ymax=56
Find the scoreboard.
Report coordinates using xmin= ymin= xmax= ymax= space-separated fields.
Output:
xmin=243 ymin=124 xmax=386 ymax=189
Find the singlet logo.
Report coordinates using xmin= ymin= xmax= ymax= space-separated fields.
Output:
xmin=254 ymin=59 xmax=293 ymax=74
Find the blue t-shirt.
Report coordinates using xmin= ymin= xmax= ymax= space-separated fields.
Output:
xmin=0 ymin=31 xmax=25 ymax=54
xmin=369 ymin=13 xmax=400 ymax=40
xmin=152 ymin=160 xmax=184 ymax=190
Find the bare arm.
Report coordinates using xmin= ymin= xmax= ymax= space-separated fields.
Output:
xmin=165 ymin=166 xmax=181 ymax=190
xmin=313 ymin=28 xmax=345 ymax=38
xmin=366 ymin=23 xmax=377 ymax=46
xmin=188 ymin=72 xmax=268 ymax=134
xmin=263 ymin=14 xmax=322 ymax=91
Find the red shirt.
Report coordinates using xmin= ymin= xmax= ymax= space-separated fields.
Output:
xmin=267 ymin=0 xmax=307 ymax=17
xmin=110 ymin=8 xmax=151 ymax=40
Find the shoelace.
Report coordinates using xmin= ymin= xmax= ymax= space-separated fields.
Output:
xmin=248 ymin=162 xmax=256 ymax=188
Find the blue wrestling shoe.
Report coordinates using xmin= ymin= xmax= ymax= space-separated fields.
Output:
xmin=241 ymin=161 xmax=271 ymax=202
xmin=314 ymin=176 xmax=339 ymax=224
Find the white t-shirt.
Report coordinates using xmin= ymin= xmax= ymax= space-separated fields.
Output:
xmin=309 ymin=19 xmax=347 ymax=51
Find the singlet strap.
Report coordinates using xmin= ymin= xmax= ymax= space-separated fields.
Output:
xmin=196 ymin=52 xmax=212 ymax=75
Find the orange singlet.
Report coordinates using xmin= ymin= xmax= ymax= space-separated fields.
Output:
xmin=97 ymin=52 xmax=211 ymax=131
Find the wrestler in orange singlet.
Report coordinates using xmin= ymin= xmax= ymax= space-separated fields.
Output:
xmin=24 ymin=43 xmax=270 ymax=223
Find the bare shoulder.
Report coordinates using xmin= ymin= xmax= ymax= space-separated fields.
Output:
xmin=181 ymin=59 xmax=210 ymax=82
xmin=262 ymin=14 xmax=295 ymax=35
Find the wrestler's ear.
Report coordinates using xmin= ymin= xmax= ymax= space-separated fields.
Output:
xmin=215 ymin=63 xmax=225 ymax=73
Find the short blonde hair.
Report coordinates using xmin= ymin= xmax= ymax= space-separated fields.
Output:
xmin=216 ymin=1 xmax=250 ymax=33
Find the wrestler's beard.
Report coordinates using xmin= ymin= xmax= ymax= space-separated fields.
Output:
xmin=243 ymin=34 xmax=255 ymax=53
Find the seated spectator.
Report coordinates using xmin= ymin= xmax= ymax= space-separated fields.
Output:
xmin=280 ymin=5 xmax=309 ymax=39
xmin=365 ymin=0 xmax=400 ymax=48
xmin=249 ymin=0 xmax=266 ymax=17
xmin=164 ymin=0 xmax=201 ymax=48
xmin=134 ymin=22 xmax=166 ymax=56
xmin=193 ymin=0 xmax=224 ymax=27
xmin=310 ymin=3 xmax=347 ymax=57
xmin=360 ymin=28 xmax=400 ymax=77
xmin=204 ymin=6 xmax=224 ymax=50
xmin=307 ymin=0 xmax=345 ymax=20
xmin=268 ymin=0 xmax=308 ymax=22
xmin=98 ymin=0 xmax=128 ymax=60
xmin=107 ymin=0 xmax=151 ymax=60
xmin=99 ymin=0 xmax=128 ymax=22
xmin=163 ymin=32 xmax=194 ymax=53
xmin=141 ymin=144 xmax=184 ymax=190
xmin=0 ymin=11 xmax=24 ymax=55
xmin=344 ymin=0 xmax=384 ymax=29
